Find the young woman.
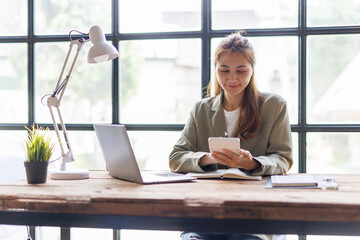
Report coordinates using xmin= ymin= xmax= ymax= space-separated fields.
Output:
xmin=169 ymin=32 xmax=293 ymax=240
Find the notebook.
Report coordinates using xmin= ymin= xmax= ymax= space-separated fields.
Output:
xmin=93 ymin=124 xmax=196 ymax=184
xmin=268 ymin=174 xmax=338 ymax=189
xmin=187 ymin=168 xmax=262 ymax=180
xmin=270 ymin=175 xmax=317 ymax=187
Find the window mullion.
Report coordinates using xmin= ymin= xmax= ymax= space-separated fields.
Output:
xmin=27 ymin=0 xmax=35 ymax=127
xmin=201 ymin=0 xmax=211 ymax=98
xmin=298 ymin=0 xmax=307 ymax=174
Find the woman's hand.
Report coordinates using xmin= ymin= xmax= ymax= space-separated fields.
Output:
xmin=199 ymin=153 xmax=217 ymax=167
xmin=211 ymin=149 xmax=260 ymax=171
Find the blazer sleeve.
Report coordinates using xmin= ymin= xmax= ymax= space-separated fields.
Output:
xmin=169 ymin=104 xmax=207 ymax=173
xmin=250 ymin=99 xmax=293 ymax=176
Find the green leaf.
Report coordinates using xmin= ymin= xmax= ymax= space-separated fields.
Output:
xmin=24 ymin=123 xmax=55 ymax=162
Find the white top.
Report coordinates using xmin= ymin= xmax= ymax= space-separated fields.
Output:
xmin=223 ymin=107 xmax=240 ymax=137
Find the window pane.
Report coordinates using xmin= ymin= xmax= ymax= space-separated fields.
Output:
xmin=35 ymin=42 xmax=112 ymax=124
xmin=34 ymin=0 xmax=111 ymax=35
xmin=0 ymin=225 xmax=27 ymax=240
xmin=127 ymin=131 xmax=181 ymax=171
xmin=46 ymin=129 xmax=185 ymax=173
xmin=71 ymin=228 xmax=112 ymax=240
xmin=307 ymin=35 xmax=360 ymax=124
xmin=307 ymin=0 xmax=360 ymax=27
xmin=119 ymin=39 xmax=201 ymax=124
xmin=307 ymin=133 xmax=360 ymax=173
xmin=119 ymin=0 xmax=201 ymax=33
xmin=286 ymin=235 xmax=301 ymax=240
xmin=211 ymin=36 xmax=298 ymax=124
xmin=121 ymin=230 xmax=181 ymax=240
xmin=0 ymin=0 xmax=27 ymax=36
xmin=35 ymin=227 xmax=60 ymax=240
xmin=212 ymin=0 xmax=298 ymax=30
xmin=0 ymin=131 xmax=27 ymax=183
xmin=49 ymin=130 xmax=180 ymax=171
xmin=48 ymin=131 xmax=106 ymax=171
xmin=0 ymin=44 xmax=28 ymax=123
xmin=307 ymin=235 xmax=360 ymax=240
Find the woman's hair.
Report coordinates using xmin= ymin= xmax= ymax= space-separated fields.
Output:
xmin=207 ymin=31 xmax=262 ymax=141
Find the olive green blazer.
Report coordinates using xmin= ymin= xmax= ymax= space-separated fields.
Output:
xmin=169 ymin=92 xmax=293 ymax=176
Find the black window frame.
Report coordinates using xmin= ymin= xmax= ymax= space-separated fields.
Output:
xmin=0 ymin=0 xmax=360 ymax=175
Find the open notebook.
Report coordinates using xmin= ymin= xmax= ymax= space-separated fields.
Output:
xmin=187 ymin=168 xmax=262 ymax=180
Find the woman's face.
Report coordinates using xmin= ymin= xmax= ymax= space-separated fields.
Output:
xmin=215 ymin=51 xmax=253 ymax=99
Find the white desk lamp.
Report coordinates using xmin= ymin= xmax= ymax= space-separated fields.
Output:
xmin=46 ymin=25 xmax=119 ymax=180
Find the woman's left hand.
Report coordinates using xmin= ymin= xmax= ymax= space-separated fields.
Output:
xmin=211 ymin=149 xmax=260 ymax=171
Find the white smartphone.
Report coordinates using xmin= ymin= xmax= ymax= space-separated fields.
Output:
xmin=208 ymin=137 xmax=241 ymax=154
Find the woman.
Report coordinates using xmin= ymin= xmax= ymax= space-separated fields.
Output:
xmin=169 ymin=32 xmax=293 ymax=240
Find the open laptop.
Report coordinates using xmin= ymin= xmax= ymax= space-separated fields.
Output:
xmin=93 ymin=124 xmax=196 ymax=184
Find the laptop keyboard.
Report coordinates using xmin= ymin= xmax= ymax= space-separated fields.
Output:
xmin=153 ymin=172 xmax=183 ymax=177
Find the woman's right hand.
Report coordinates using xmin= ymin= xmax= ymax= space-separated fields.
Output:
xmin=199 ymin=153 xmax=218 ymax=167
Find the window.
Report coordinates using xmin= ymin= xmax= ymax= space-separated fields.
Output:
xmin=119 ymin=0 xmax=201 ymax=33
xmin=212 ymin=0 xmax=298 ymax=29
xmin=119 ymin=39 xmax=202 ymax=124
xmin=0 ymin=44 xmax=28 ymax=123
xmin=1 ymin=0 xmax=360 ymax=239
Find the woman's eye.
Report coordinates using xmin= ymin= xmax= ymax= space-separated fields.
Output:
xmin=237 ymin=71 xmax=246 ymax=73
xmin=220 ymin=69 xmax=229 ymax=72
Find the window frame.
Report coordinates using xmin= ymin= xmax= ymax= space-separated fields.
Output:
xmin=0 ymin=0 xmax=360 ymax=174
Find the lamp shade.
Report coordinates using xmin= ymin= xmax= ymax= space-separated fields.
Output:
xmin=87 ymin=25 xmax=119 ymax=63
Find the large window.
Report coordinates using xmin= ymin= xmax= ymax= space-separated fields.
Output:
xmin=1 ymin=0 xmax=360 ymax=239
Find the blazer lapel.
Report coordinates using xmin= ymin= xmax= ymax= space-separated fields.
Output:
xmin=211 ymin=94 xmax=227 ymax=137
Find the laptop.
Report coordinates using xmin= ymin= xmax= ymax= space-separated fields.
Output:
xmin=93 ymin=124 xmax=196 ymax=184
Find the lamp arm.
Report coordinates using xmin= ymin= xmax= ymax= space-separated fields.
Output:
xmin=48 ymin=105 xmax=73 ymax=170
xmin=47 ymin=38 xmax=89 ymax=170
xmin=56 ymin=39 xmax=88 ymax=102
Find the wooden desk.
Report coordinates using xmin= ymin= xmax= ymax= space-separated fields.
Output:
xmin=0 ymin=171 xmax=360 ymax=236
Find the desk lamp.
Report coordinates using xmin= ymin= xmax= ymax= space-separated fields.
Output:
xmin=46 ymin=25 xmax=119 ymax=180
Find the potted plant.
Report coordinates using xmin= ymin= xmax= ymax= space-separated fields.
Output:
xmin=24 ymin=124 xmax=55 ymax=184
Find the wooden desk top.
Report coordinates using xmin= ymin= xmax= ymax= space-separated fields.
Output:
xmin=0 ymin=171 xmax=360 ymax=224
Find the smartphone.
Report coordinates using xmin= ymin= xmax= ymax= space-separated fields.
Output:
xmin=208 ymin=137 xmax=241 ymax=154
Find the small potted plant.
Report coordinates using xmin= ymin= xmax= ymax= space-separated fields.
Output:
xmin=24 ymin=124 xmax=55 ymax=184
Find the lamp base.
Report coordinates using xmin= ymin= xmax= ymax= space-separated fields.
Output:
xmin=50 ymin=168 xmax=89 ymax=180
